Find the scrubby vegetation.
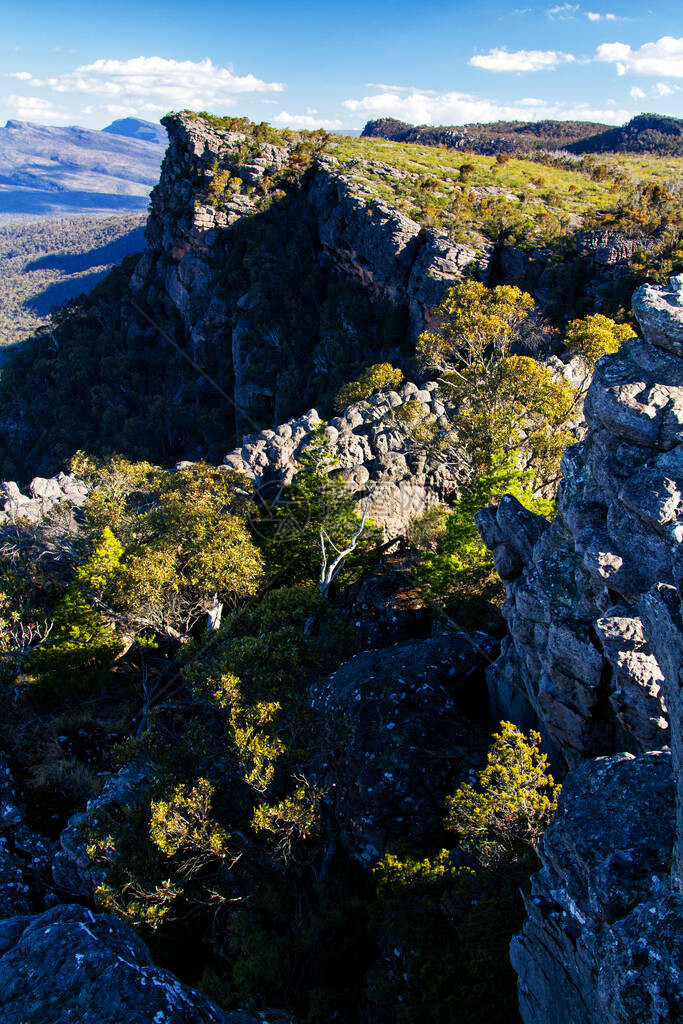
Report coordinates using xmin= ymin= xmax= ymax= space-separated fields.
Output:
xmin=330 ymin=131 xmax=683 ymax=261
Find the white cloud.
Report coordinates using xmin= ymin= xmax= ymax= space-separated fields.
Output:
xmin=365 ymin=82 xmax=437 ymax=94
xmin=19 ymin=56 xmax=285 ymax=118
xmin=596 ymin=36 xmax=683 ymax=77
xmin=273 ymin=111 xmax=342 ymax=129
xmin=654 ymin=81 xmax=679 ymax=96
xmin=5 ymin=93 xmax=70 ymax=123
xmin=341 ymin=88 xmax=633 ymax=126
xmin=469 ymin=47 xmax=576 ymax=72
xmin=628 ymin=81 xmax=680 ymax=101
xmin=6 ymin=71 xmax=33 ymax=81
xmin=547 ymin=3 xmax=579 ymax=20
xmin=586 ymin=11 xmax=619 ymax=21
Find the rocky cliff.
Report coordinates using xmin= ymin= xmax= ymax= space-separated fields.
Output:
xmin=478 ymin=276 xmax=683 ymax=1021
xmin=476 ymin=275 xmax=683 ymax=768
xmin=1 ymin=377 xmax=458 ymax=541
xmin=130 ymin=111 xmax=488 ymax=434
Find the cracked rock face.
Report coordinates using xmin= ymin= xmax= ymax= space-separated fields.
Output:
xmin=0 ymin=904 xmax=261 ymax=1024
xmin=131 ymin=112 xmax=489 ymax=435
xmin=477 ymin=277 xmax=683 ymax=767
xmin=495 ymin=276 xmax=683 ymax=1024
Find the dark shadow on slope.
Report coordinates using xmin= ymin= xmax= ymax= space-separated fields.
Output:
xmin=25 ymin=226 xmax=146 ymax=274
xmin=0 ymin=180 xmax=412 ymax=479
xmin=25 ymin=269 xmax=120 ymax=316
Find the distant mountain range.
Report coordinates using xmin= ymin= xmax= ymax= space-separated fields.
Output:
xmin=361 ymin=113 xmax=683 ymax=157
xmin=0 ymin=117 xmax=166 ymax=222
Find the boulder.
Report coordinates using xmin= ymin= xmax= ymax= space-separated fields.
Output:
xmin=312 ymin=633 xmax=496 ymax=863
xmin=0 ymin=904 xmax=262 ymax=1024
xmin=632 ymin=274 xmax=683 ymax=356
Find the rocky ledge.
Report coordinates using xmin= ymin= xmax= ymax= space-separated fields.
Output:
xmin=513 ymin=749 xmax=683 ymax=1024
xmin=1 ymin=379 xmax=459 ymax=543
xmin=223 ymin=378 xmax=459 ymax=538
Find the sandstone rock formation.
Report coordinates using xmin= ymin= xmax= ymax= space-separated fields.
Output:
xmin=0 ymin=473 xmax=88 ymax=525
xmin=0 ymin=904 xmax=261 ymax=1024
xmin=512 ymin=546 xmax=683 ymax=1023
xmin=476 ymin=275 xmax=683 ymax=767
xmin=512 ymin=750 xmax=682 ymax=1024
xmin=483 ymin=276 xmax=683 ymax=1022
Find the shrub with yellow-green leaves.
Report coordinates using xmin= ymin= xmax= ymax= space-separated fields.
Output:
xmin=446 ymin=721 xmax=560 ymax=869
xmin=84 ymin=586 xmax=364 ymax=1017
xmin=334 ymin=362 xmax=404 ymax=412
xmin=564 ymin=312 xmax=636 ymax=370
xmin=367 ymin=722 xmax=559 ymax=1024
xmin=417 ymin=280 xmax=576 ymax=487
xmin=150 ymin=777 xmax=233 ymax=878
xmin=415 ymin=451 xmax=554 ymax=608
xmin=82 ymin=458 xmax=264 ymax=638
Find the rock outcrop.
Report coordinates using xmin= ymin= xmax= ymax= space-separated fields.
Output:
xmin=512 ymin=750 xmax=683 ymax=1024
xmin=512 ymin=549 xmax=683 ymax=1023
xmin=483 ymin=276 xmax=683 ymax=1021
xmin=0 ymin=904 xmax=261 ymax=1024
xmin=312 ymin=632 xmax=496 ymax=863
xmin=476 ymin=275 xmax=683 ymax=767
xmin=0 ymin=472 xmax=88 ymax=525
xmin=223 ymin=379 xmax=459 ymax=539
xmin=3 ymin=380 xmax=459 ymax=542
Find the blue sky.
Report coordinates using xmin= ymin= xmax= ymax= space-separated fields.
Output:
xmin=2 ymin=1 xmax=683 ymax=130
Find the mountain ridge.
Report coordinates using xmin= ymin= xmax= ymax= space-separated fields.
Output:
xmin=0 ymin=117 xmax=165 ymax=221
xmin=362 ymin=112 xmax=683 ymax=156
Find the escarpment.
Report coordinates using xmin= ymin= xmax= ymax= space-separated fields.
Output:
xmin=0 ymin=112 xmax=495 ymax=477
xmin=4 ymin=110 xmax=683 ymax=1024
xmin=510 ymin=561 xmax=683 ymax=1024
